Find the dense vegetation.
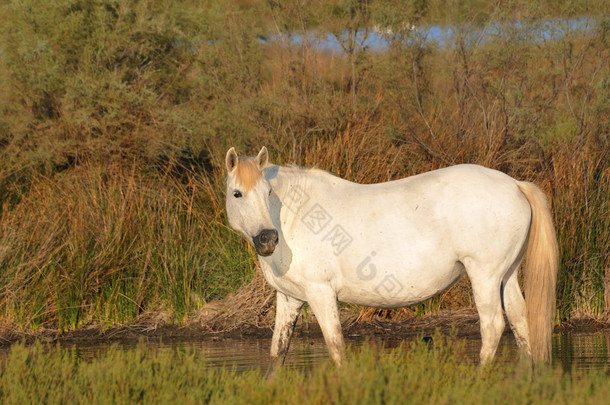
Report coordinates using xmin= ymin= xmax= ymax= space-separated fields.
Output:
xmin=0 ymin=0 xmax=608 ymax=330
xmin=0 ymin=337 xmax=608 ymax=404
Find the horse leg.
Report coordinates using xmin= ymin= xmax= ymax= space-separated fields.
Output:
xmin=502 ymin=269 xmax=532 ymax=360
xmin=269 ymin=291 xmax=304 ymax=377
xmin=306 ymin=285 xmax=345 ymax=367
xmin=469 ymin=271 xmax=505 ymax=365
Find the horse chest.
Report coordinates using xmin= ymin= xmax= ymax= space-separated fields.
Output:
xmin=259 ymin=259 xmax=307 ymax=300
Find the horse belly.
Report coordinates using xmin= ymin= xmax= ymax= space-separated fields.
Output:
xmin=335 ymin=252 xmax=465 ymax=308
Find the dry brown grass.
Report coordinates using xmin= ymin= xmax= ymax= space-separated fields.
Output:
xmin=194 ymin=270 xmax=275 ymax=333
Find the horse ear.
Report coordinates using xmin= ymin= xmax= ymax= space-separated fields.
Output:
xmin=226 ymin=147 xmax=238 ymax=172
xmin=256 ymin=146 xmax=269 ymax=170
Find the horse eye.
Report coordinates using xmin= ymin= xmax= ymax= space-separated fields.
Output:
xmin=233 ymin=190 xmax=242 ymax=198
xmin=268 ymin=188 xmax=272 ymax=196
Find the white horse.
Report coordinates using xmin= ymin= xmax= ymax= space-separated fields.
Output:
xmin=224 ymin=147 xmax=558 ymax=370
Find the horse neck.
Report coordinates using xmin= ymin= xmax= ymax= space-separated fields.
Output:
xmin=266 ymin=165 xmax=331 ymax=215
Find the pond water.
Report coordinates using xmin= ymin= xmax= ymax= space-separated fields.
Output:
xmin=21 ymin=330 xmax=608 ymax=374
xmin=196 ymin=331 xmax=610 ymax=373
xmin=277 ymin=16 xmax=597 ymax=51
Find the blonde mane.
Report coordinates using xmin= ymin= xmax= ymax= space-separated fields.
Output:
xmin=284 ymin=164 xmax=334 ymax=177
xmin=235 ymin=157 xmax=263 ymax=191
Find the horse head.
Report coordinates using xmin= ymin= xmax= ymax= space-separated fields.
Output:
xmin=225 ymin=146 xmax=278 ymax=256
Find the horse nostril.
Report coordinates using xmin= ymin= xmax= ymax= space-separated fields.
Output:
xmin=253 ymin=229 xmax=278 ymax=257
xmin=255 ymin=229 xmax=278 ymax=247
xmin=262 ymin=230 xmax=278 ymax=245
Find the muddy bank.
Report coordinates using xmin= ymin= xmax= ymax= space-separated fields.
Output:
xmin=2 ymin=308 xmax=608 ymax=348
xmin=1 ymin=275 xmax=608 ymax=347
xmin=0 ymin=308 xmax=487 ymax=346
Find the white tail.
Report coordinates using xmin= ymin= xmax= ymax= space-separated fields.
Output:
xmin=517 ymin=181 xmax=559 ymax=363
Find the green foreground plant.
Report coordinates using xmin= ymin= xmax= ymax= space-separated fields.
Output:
xmin=0 ymin=337 xmax=608 ymax=404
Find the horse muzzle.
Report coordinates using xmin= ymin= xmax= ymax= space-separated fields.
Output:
xmin=253 ymin=229 xmax=279 ymax=257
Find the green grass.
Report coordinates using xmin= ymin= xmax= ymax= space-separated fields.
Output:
xmin=0 ymin=337 xmax=608 ymax=404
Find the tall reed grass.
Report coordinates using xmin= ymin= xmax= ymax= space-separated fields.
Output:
xmin=0 ymin=163 xmax=255 ymax=329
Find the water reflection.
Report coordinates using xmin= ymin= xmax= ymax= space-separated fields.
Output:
xmin=191 ymin=331 xmax=610 ymax=373
xmin=15 ymin=331 xmax=607 ymax=374
xmin=553 ymin=332 xmax=610 ymax=373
